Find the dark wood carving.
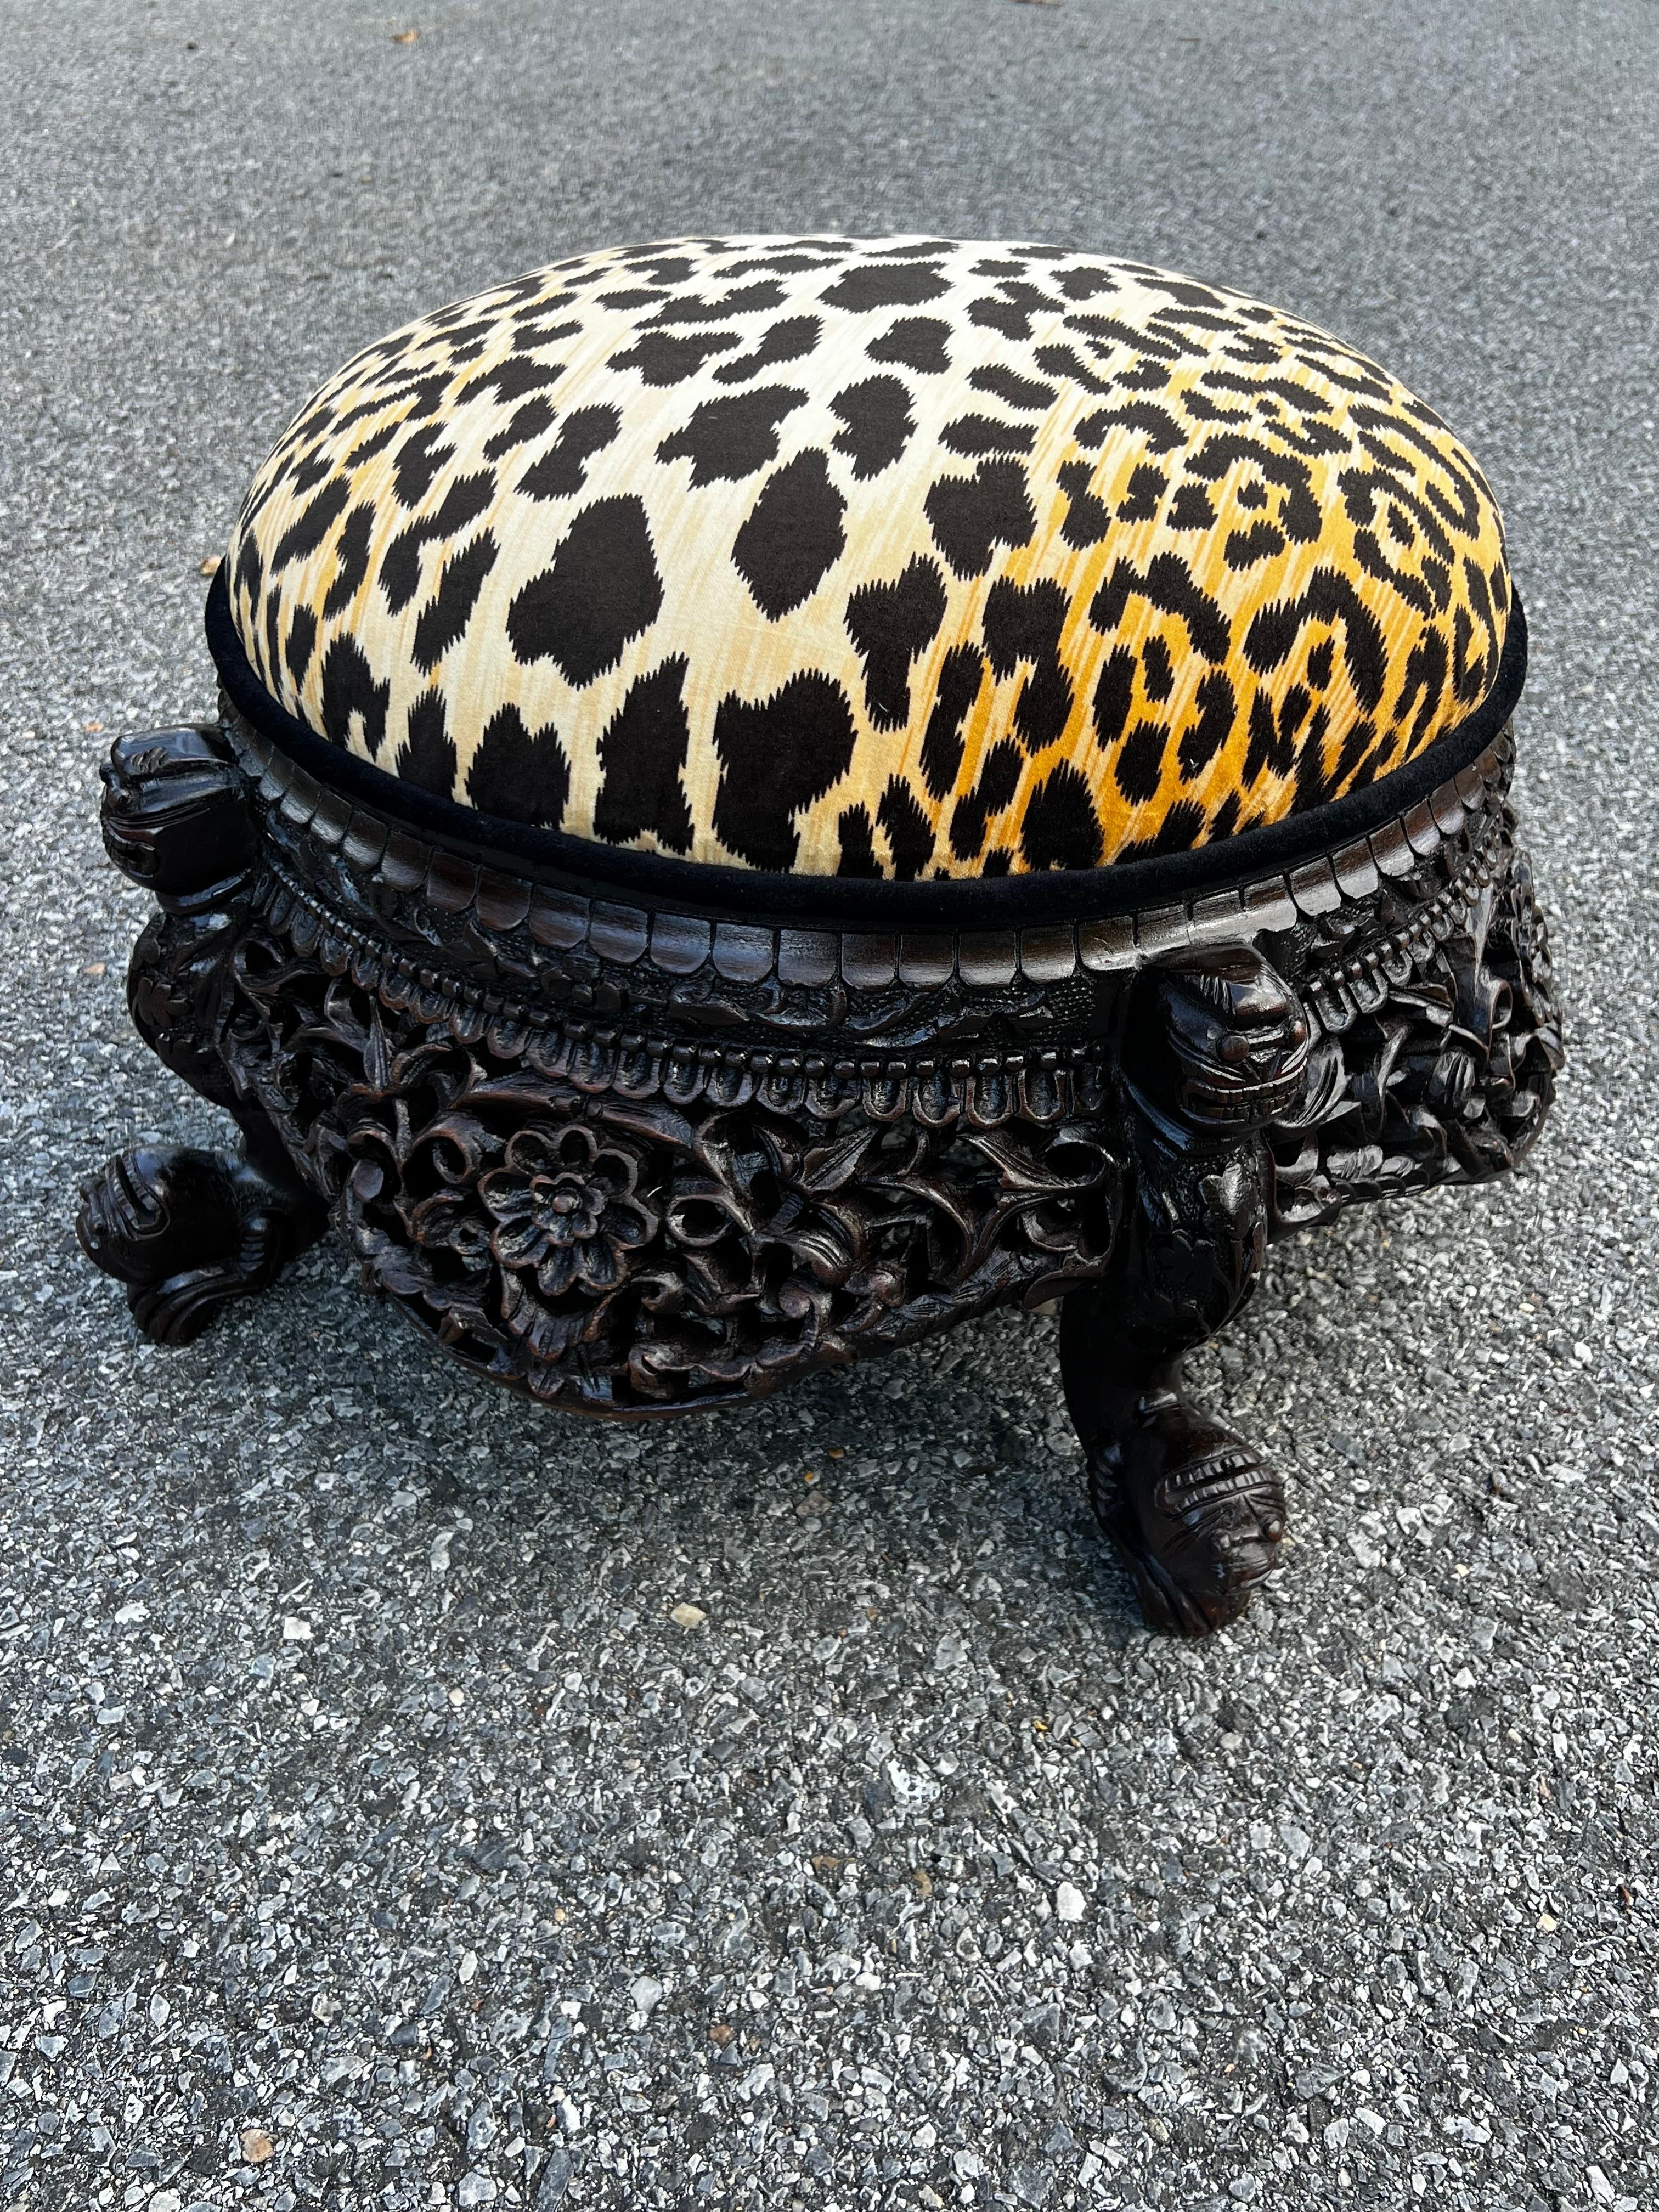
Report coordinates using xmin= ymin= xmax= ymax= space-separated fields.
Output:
xmin=78 ymin=720 xmax=1561 ymax=1633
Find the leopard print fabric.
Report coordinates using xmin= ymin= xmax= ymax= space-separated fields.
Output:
xmin=225 ymin=236 xmax=1510 ymax=880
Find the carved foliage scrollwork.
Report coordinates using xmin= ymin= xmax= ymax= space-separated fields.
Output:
xmin=220 ymin=930 xmax=1124 ymax=1413
xmin=1266 ymin=810 xmax=1562 ymax=1228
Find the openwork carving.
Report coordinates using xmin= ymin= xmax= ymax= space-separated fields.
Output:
xmin=77 ymin=719 xmax=1562 ymax=1633
xmin=218 ymin=929 xmax=1122 ymax=1413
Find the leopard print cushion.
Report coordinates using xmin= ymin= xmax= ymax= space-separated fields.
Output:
xmin=224 ymin=235 xmax=1510 ymax=881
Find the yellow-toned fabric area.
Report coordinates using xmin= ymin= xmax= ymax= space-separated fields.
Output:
xmin=227 ymin=236 xmax=1510 ymax=879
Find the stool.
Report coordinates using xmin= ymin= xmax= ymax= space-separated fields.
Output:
xmin=77 ymin=236 xmax=1562 ymax=1634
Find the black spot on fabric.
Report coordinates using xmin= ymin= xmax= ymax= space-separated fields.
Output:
xmin=949 ymin=738 xmax=1024 ymax=860
xmin=869 ymin=238 xmax=958 ymax=257
xmin=1092 ymin=554 xmax=1231 ymax=664
xmin=1208 ymin=793 xmax=1241 ymax=842
xmin=511 ymin=317 xmax=581 ymax=353
xmin=612 ymin=330 xmax=743 ymax=386
xmin=613 ymin=255 xmax=695 ymax=285
xmin=1392 ymin=629 xmax=1450 ymax=747
xmin=925 ymin=459 xmax=1036 ymax=580
xmin=465 ymin=703 xmax=570 ymax=829
xmin=597 ymin=287 xmax=667 ymax=310
xmin=399 ymin=687 xmax=459 ymax=799
xmin=1224 ymin=520 xmax=1287 ymax=569
xmin=1331 ymin=714 xmax=1380 ymax=790
xmin=836 ymin=804 xmax=881 ymax=878
xmin=594 ymin=658 xmax=694 ymax=853
xmin=1242 ymin=691 xmax=1295 ymax=786
xmin=1092 ymin=646 xmax=1137 ymax=752
xmin=318 ymin=635 xmax=391 ymax=757
xmin=286 ymin=447 xmax=335 ymax=499
xmin=972 ymin=258 xmax=1029 ymax=278
xmin=284 ymin=605 xmax=318 ymax=689
xmin=517 ymin=407 xmax=623 ymax=499
xmin=867 ymin=317 xmax=951 ymax=374
xmin=484 ymin=396 xmax=558 ymax=460
xmin=821 ymin=262 xmax=949 ymax=311
xmin=646 ymin=281 xmax=787 ymax=325
xmin=467 ymin=357 xmax=562 ymax=405
xmin=506 ymin=495 xmax=663 ymax=686
xmin=1187 ymin=434 xmax=1321 ymax=540
xmin=950 ymin=793 xmax=989 ymax=861
xmin=656 ymin=387 xmax=808 ymax=486
xmin=732 ymin=450 xmax=847 ymax=618
xmin=711 ymin=674 xmax=857 ymax=872
xmin=1386 ymin=501 xmax=1417 ymax=549
xmin=345 ymin=417 xmax=402 ymax=467
xmin=1307 ymin=637 xmax=1335 ymax=689
xmin=1021 ymin=763 xmax=1103 ymax=870
xmin=271 ymin=477 xmax=352 ymax=572
xmin=392 ymin=424 xmax=454 ymax=508
xmin=1056 ymin=266 xmax=1118 ymax=301
xmin=969 ymin=364 xmax=1057 ymax=411
xmin=1141 ymin=635 xmax=1175 ymax=703
xmin=969 ymin=296 xmax=1036 ymax=341
xmin=843 ymin=556 xmax=948 ymax=728
xmin=1032 ymin=342 xmax=1113 ymax=396
xmin=1236 ymin=480 xmax=1269 ymax=511
xmin=1114 ymin=721 xmax=1169 ymax=805
xmin=1177 ymin=669 xmax=1237 ymax=780
xmin=1117 ymin=465 xmax=1166 ymax=523
xmin=941 ymin=413 xmax=1035 ymax=459
xmin=877 ymin=777 xmax=934 ymax=881
xmin=920 ymin=645 xmax=984 ymax=800
xmin=322 ymin=502 xmax=375 ymax=618
xmin=1242 ymin=567 xmax=1387 ymax=710
xmin=830 ymin=377 xmax=914 ymax=478
xmin=1075 ymin=401 xmax=1185 ymax=454
xmin=1115 ymin=798 xmax=1207 ymax=860
xmin=1056 ymin=460 xmax=1110 ymax=549
xmin=981 ymin=578 xmax=1073 ymax=752
xmin=233 ymin=530 xmax=264 ymax=612
xmin=977 ymin=741 xmax=1024 ymax=811
xmin=713 ymin=317 xmax=823 ymax=384
xmin=263 ymin=592 xmax=282 ymax=693
xmin=412 ymin=531 xmax=499 ymax=670
xmin=1167 ymin=483 xmax=1218 ymax=531
xmin=379 ymin=473 xmax=498 ymax=614
xmin=1291 ymin=706 xmax=1334 ymax=814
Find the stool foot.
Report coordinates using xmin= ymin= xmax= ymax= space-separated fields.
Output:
xmin=76 ymin=1141 xmax=327 ymax=1347
xmin=1081 ymin=1370 xmax=1286 ymax=1635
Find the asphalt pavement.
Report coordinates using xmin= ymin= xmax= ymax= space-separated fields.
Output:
xmin=1 ymin=3 xmax=1655 ymax=2208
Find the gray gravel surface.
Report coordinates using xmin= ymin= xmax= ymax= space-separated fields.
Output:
xmin=2 ymin=2 xmax=1656 ymax=2208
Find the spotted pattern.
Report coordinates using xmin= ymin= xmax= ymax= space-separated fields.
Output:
xmin=226 ymin=236 xmax=1511 ymax=879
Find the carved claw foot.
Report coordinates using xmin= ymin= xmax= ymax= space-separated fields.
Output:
xmin=1085 ymin=1382 xmax=1287 ymax=1636
xmin=76 ymin=1142 xmax=327 ymax=1347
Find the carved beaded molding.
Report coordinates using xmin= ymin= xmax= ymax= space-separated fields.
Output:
xmin=224 ymin=697 xmax=1516 ymax=1129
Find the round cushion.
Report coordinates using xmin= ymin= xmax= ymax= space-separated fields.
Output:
xmin=219 ymin=235 xmax=1514 ymax=884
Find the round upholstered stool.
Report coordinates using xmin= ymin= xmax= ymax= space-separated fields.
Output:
xmin=79 ymin=236 xmax=1562 ymax=1634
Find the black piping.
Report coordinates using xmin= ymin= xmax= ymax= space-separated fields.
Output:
xmin=204 ymin=563 xmax=1525 ymax=927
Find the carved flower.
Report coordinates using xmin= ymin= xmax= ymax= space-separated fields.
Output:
xmin=478 ymin=1121 xmax=656 ymax=1298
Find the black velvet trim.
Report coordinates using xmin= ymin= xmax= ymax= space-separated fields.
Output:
xmin=205 ymin=565 xmax=1526 ymax=927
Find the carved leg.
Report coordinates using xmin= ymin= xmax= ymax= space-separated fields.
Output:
xmin=77 ymin=723 xmax=328 ymax=1345
xmin=1062 ymin=944 xmax=1307 ymax=1634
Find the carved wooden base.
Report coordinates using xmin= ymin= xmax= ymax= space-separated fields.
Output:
xmin=77 ymin=718 xmax=1562 ymax=1634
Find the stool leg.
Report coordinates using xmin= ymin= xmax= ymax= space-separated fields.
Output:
xmin=77 ymin=725 xmax=328 ymax=1346
xmin=1061 ymin=945 xmax=1303 ymax=1635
